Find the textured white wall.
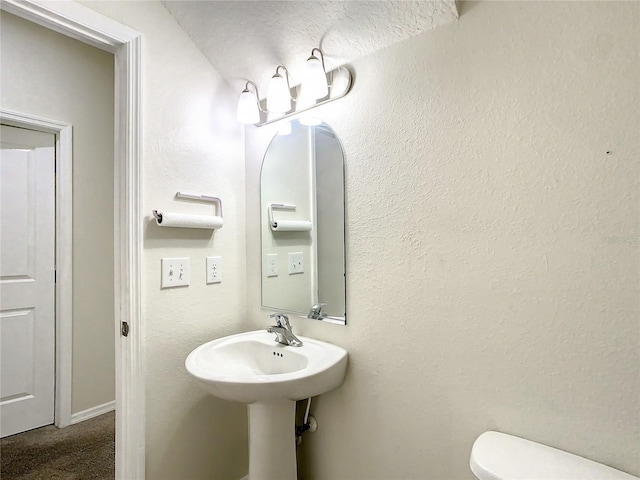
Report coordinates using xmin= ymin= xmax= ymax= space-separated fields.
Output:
xmin=247 ymin=2 xmax=639 ymax=479
xmin=1 ymin=12 xmax=115 ymax=415
xmin=80 ymin=2 xmax=248 ymax=478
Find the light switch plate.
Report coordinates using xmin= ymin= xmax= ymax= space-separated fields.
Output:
xmin=161 ymin=257 xmax=190 ymax=288
xmin=288 ymin=252 xmax=304 ymax=275
xmin=206 ymin=256 xmax=222 ymax=284
xmin=266 ymin=254 xmax=278 ymax=277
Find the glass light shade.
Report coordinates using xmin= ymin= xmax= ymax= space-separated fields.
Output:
xmin=330 ymin=67 xmax=351 ymax=96
xmin=237 ymin=89 xmax=260 ymax=124
xmin=267 ymin=74 xmax=291 ymax=113
xmin=304 ymin=56 xmax=329 ymax=99
xmin=296 ymin=82 xmax=317 ymax=110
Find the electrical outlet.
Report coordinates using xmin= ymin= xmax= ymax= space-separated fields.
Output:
xmin=161 ymin=257 xmax=190 ymax=288
xmin=288 ymin=252 xmax=304 ymax=275
xmin=206 ymin=256 xmax=222 ymax=284
xmin=267 ymin=254 xmax=278 ymax=277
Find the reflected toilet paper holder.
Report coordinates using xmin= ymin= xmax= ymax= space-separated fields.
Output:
xmin=268 ymin=203 xmax=296 ymax=229
xmin=268 ymin=203 xmax=312 ymax=232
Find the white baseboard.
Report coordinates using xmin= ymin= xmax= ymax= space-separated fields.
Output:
xmin=71 ymin=400 xmax=115 ymax=425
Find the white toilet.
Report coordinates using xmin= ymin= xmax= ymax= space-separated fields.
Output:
xmin=470 ymin=431 xmax=639 ymax=480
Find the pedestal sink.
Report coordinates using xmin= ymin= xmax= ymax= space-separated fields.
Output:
xmin=185 ymin=330 xmax=348 ymax=480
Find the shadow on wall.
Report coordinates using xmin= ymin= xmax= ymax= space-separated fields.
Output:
xmin=455 ymin=1 xmax=481 ymax=17
xmin=156 ymin=395 xmax=248 ymax=480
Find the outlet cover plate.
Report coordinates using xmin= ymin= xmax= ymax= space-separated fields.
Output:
xmin=266 ymin=253 xmax=278 ymax=277
xmin=206 ymin=256 xmax=222 ymax=284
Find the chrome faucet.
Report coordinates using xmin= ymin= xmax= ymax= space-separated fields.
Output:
xmin=307 ymin=303 xmax=327 ymax=320
xmin=267 ymin=313 xmax=303 ymax=347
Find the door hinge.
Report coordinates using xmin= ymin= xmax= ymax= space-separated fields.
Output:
xmin=121 ymin=321 xmax=130 ymax=337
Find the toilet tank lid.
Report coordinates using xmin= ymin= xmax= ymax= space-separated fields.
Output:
xmin=470 ymin=431 xmax=639 ymax=480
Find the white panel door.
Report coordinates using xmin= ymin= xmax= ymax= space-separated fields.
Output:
xmin=0 ymin=125 xmax=55 ymax=438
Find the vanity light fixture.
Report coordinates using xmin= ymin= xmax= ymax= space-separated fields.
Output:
xmin=236 ymin=81 xmax=262 ymax=124
xmin=303 ymin=48 xmax=329 ymax=100
xmin=237 ymin=48 xmax=352 ymax=127
xmin=267 ymin=65 xmax=292 ymax=114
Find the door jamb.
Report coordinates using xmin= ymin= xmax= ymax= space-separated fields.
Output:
xmin=0 ymin=2 xmax=144 ymax=478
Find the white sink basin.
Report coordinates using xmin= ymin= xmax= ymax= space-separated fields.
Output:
xmin=185 ymin=329 xmax=348 ymax=480
xmin=185 ymin=330 xmax=347 ymax=404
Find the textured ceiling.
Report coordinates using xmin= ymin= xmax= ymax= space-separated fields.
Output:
xmin=163 ymin=1 xmax=458 ymax=93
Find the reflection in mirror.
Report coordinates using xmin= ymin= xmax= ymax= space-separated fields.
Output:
xmin=260 ymin=120 xmax=346 ymax=324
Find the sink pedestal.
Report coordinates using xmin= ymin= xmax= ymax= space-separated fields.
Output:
xmin=248 ymin=400 xmax=297 ymax=480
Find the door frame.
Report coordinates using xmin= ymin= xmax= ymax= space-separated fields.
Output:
xmin=0 ymin=1 xmax=144 ymax=479
xmin=0 ymin=111 xmax=73 ymax=429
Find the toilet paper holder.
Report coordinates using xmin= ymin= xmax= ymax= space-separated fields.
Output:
xmin=153 ymin=191 xmax=223 ymax=222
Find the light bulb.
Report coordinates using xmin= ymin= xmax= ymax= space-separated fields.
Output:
xmin=267 ymin=71 xmax=291 ymax=113
xmin=278 ymin=122 xmax=292 ymax=136
xmin=299 ymin=114 xmax=322 ymax=127
xmin=303 ymin=54 xmax=329 ymax=99
xmin=237 ymin=88 xmax=260 ymax=124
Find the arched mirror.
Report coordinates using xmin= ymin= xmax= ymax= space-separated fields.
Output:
xmin=260 ymin=120 xmax=346 ymax=324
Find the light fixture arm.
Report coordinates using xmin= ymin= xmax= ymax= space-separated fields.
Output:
xmin=244 ymin=80 xmax=260 ymax=95
xmin=310 ymin=48 xmax=325 ymax=70
xmin=275 ymin=65 xmax=290 ymax=84
xmin=244 ymin=80 xmax=266 ymax=113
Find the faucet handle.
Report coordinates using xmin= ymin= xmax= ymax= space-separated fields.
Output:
xmin=268 ymin=312 xmax=290 ymax=329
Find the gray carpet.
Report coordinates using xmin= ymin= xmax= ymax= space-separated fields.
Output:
xmin=0 ymin=411 xmax=115 ymax=479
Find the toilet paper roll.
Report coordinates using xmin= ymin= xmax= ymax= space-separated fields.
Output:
xmin=270 ymin=220 xmax=313 ymax=232
xmin=155 ymin=211 xmax=223 ymax=229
